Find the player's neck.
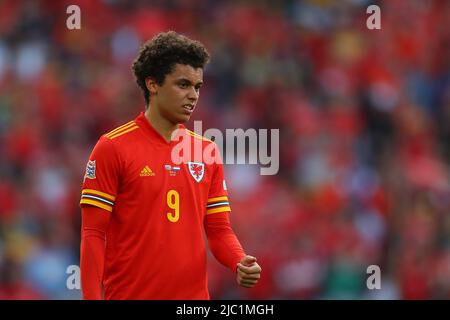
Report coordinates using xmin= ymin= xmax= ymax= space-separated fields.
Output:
xmin=144 ymin=107 xmax=178 ymax=143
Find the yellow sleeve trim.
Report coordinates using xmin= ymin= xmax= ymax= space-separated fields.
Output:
xmin=82 ymin=189 xmax=116 ymax=201
xmin=206 ymin=206 xmax=231 ymax=215
xmin=108 ymin=126 xmax=139 ymax=139
xmin=207 ymin=196 xmax=228 ymax=203
xmin=80 ymin=199 xmax=113 ymax=212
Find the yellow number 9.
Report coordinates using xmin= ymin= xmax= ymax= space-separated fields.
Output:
xmin=167 ymin=189 xmax=180 ymax=223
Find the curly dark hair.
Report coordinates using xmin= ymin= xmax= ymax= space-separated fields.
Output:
xmin=131 ymin=31 xmax=210 ymax=106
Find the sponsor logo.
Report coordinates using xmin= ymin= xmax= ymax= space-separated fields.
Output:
xmin=140 ymin=165 xmax=155 ymax=177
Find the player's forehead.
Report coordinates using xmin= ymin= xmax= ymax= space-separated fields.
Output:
xmin=168 ymin=63 xmax=203 ymax=84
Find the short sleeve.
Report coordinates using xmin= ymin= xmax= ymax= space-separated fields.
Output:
xmin=79 ymin=138 xmax=120 ymax=212
xmin=206 ymin=144 xmax=231 ymax=215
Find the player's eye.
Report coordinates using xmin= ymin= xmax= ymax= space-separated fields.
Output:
xmin=178 ymin=82 xmax=189 ymax=89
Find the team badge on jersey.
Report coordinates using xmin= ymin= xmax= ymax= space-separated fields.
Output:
xmin=188 ymin=161 xmax=205 ymax=183
xmin=84 ymin=160 xmax=96 ymax=180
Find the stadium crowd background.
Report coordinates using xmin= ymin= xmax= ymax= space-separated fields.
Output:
xmin=0 ymin=0 xmax=449 ymax=299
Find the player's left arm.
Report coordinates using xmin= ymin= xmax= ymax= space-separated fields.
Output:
xmin=204 ymin=213 xmax=262 ymax=288
xmin=204 ymin=145 xmax=261 ymax=288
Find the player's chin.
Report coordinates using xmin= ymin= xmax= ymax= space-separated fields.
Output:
xmin=176 ymin=112 xmax=192 ymax=123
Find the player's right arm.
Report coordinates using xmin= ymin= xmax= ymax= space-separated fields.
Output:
xmin=80 ymin=206 xmax=110 ymax=299
xmin=79 ymin=137 xmax=120 ymax=299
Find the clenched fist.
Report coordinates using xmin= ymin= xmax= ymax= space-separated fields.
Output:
xmin=236 ymin=255 xmax=261 ymax=288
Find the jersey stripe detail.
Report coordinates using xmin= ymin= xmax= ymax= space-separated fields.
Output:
xmin=81 ymin=194 xmax=114 ymax=206
xmin=104 ymin=121 xmax=135 ymax=138
xmin=80 ymin=199 xmax=113 ymax=212
xmin=105 ymin=123 xmax=137 ymax=138
xmin=206 ymin=195 xmax=231 ymax=214
xmin=108 ymin=126 xmax=139 ymax=139
xmin=186 ymin=129 xmax=202 ymax=137
xmin=82 ymin=189 xmax=116 ymax=201
xmin=207 ymin=196 xmax=228 ymax=203
xmin=206 ymin=202 xmax=230 ymax=208
xmin=206 ymin=206 xmax=231 ymax=215
xmin=186 ymin=130 xmax=212 ymax=142
xmin=80 ymin=188 xmax=116 ymax=211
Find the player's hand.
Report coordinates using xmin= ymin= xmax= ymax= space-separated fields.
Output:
xmin=236 ymin=255 xmax=261 ymax=288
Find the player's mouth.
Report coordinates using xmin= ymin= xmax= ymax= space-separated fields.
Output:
xmin=182 ymin=104 xmax=195 ymax=114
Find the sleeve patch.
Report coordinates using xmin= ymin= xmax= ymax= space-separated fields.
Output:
xmin=84 ymin=160 xmax=96 ymax=181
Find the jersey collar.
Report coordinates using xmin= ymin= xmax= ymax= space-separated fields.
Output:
xmin=135 ymin=112 xmax=186 ymax=146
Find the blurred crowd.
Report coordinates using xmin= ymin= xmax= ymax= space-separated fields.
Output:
xmin=0 ymin=0 xmax=449 ymax=299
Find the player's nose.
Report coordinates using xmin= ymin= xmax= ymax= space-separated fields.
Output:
xmin=187 ymin=87 xmax=199 ymax=101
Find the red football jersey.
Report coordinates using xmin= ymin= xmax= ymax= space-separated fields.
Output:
xmin=79 ymin=112 xmax=231 ymax=299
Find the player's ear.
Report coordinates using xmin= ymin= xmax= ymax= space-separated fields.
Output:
xmin=145 ymin=78 xmax=158 ymax=96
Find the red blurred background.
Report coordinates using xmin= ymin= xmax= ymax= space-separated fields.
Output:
xmin=0 ymin=0 xmax=449 ymax=299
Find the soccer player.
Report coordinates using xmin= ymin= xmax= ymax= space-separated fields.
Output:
xmin=79 ymin=31 xmax=262 ymax=299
